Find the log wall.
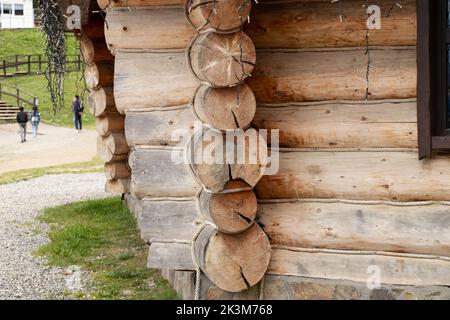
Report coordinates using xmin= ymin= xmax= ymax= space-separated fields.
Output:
xmin=93 ymin=0 xmax=450 ymax=300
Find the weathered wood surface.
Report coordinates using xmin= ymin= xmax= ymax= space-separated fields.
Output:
xmin=268 ymin=249 xmax=450 ymax=287
xmin=253 ymin=100 xmax=417 ymax=148
xmin=194 ymin=85 xmax=256 ymax=131
xmin=114 ymin=49 xmax=415 ymax=111
xmin=256 ymin=151 xmax=450 ymax=201
xmin=104 ymin=162 xmax=131 ymax=180
xmin=80 ymin=36 xmax=113 ymax=64
xmin=148 ymin=242 xmax=194 ymax=270
xmin=161 ymin=269 xmax=195 ymax=300
xmin=199 ymin=181 xmax=257 ymax=234
xmin=105 ymin=178 xmax=129 ymax=194
xmin=188 ymin=32 xmax=256 ymax=87
xmin=248 ymin=48 xmax=416 ymax=103
xmin=258 ymin=200 xmax=450 ymax=257
xmin=95 ymin=113 xmax=125 ymax=137
xmin=138 ymin=199 xmax=203 ymax=242
xmin=103 ymin=0 xmax=415 ymax=50
xmin=194 ymin=224 xmax=271 ymax=292
xmin=84 ymin=62 xmax=114 ymax=90
xmin=88 ymin=86 xmax=117 ymax=117
xmin=114 ymin=52 xmax=198 ymax=111
xmin=130 ymin=148 xmax=201 ymax=199
xmin=125 ymin=107 xmax=194 ymax=147
xmin=98 ymin=0 xmax=185 ymax=9
xmin=186 ymin=0 xmax=251 ymax=32
xmin=97 ymin=134 xmax=129 ymax=163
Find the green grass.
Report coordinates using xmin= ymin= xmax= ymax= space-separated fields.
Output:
xmin=0 ymin=157 xmax=103 ymax=185
xmin=0 ymin=28 xmax=93 ymax=128
xmin=37 ymin=197 xmax=179 ymax=300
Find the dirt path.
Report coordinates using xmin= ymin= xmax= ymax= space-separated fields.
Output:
xmin=0 ymin=123 xmax=97 ymax=175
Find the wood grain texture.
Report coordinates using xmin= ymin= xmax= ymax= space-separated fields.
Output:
xmin=104 ymin=162 xmax=131 ymax=180
xmin=88 ymin=86 xmax=117 ymax=117
xmin=256 ymin=151 xmax=450 ymax=201
xmin=258 ymin=200 xmax=450 ymax=257
xmin=253 ymin=100 xmax=418 ymax=148
xmin=248 ymin=48 xmax=416 ymax=103
xmin=130 ymin=148 xmax=201 ymax=199
xmin=95 ymin=114 xmax=125 ymax=137
xmin=268 ymin=249 xmax=450 ymax=287
xmin=84 ymin=61 xmax=114 ymax=90
xmin=105 ymin=179 xmax=129 ymax=194
xmin=138 ymin=199 xmax=203 ymax=242
xmin=147 ymin=242 xmax=194 ymax=270
xmin=125 ymin=107 xmax=194 ymax=147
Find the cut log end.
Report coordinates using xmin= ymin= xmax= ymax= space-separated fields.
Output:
xmin=194 ymin=223 xmax=271 ymax=293
xmin=186 ymin=0 xmax=251 ymax=32
xmin=193 ymin=84 xmax=256 ymax=131
xmin=88 ymin=86 xmax=116 ymax=117
xmin=188 ymin=31 xmax=256 ymax=87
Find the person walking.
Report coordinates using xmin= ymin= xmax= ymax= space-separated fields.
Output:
xmin=16 ymin=106 xmax=28 ymax=143
xmin=29 ymin=106 xmax=41 ymax=139
xmin=72 ymin=95 xmax=83 ymax=132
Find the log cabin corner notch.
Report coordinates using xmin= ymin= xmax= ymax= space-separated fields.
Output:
xmin=66 ymin=0 xmax=450 ymax=300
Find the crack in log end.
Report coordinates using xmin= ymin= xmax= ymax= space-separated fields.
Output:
xmin=239 ymin=265 xmax=251 ymax=289
xmin=233 ymin=209 xmax=253 ymax=225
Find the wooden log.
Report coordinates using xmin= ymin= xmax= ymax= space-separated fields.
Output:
xmin=193 ymin=84 xmax=256 ymax=131
xmin=247 ymin=48 xmax=416 ymax=103
xmin=161 ymin=270 xmax=195 ymax=300
xmin=130 ymin=148 xmax=202 ymax=198
xmin=114 ymin=51 xmax=198 ymax=111
xmin=98 ymin=0 xmax=185 ymax=9
xmin=139 ymin=199 xmax=203 ymax=242
xmin=105 ymin=7 xmax=196 ymax=53
xmin=84 ymin=61 xmax=114 ymax=90
xmin=247 ymin=0 xmax=416 ymax=49
xmin=105 ymin=179 xmax=129 ymax=194
xmin=125 ymin=107 xmax=194 ymax=147
xmin=258 ymin=200 xmax=450 ymax=257
xmin=95 ymin=113 xmax=125 ymax=137
xmin=255 ymin=151 xmax=450 ymax=201
xmin=194 ymin=224 xmax=271 ymax=292
xmin=188 ymin=32 xmax=256 ymax=87
xmin=104 ymin=162 xmax=131 ymax=180
xmin=97 ymin=134 xmax=129 ymax=163
xmin=188 ymin=128 xmax=266 ymax=192
xmin=88 ymin=86 xmax=117 ymax=117
xmin=262 ymin=275 xmax=450 ymax=300
xmin=148 ymin=242 xmax=194 ymax=270
xmin=82 ymin=15 xmax=106 ymax=38
xmin=80 ymin=36 xmax=113 ymax=64
xmin=199 ymin=180 xmax=257 ymax=234
xmin=115 ymin=49 xmax=415 ymax=110
xmin=186 ymin=0 xmax=251 ymax=33
xmin=253 ymin=100 xmax=418 ymax=148
xmin=268 ymin=248 xmax=450 ymax=287
xmin=102 ymin=0 xmax=415 ymax=50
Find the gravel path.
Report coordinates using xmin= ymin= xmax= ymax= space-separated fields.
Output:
xmin=0 ymin=173 xmax=109 ymax=300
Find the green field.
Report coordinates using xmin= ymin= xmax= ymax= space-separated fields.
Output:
xmin=0 ymin=28 xmax=94 ymax=128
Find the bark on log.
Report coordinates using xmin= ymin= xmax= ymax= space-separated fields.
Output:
xmin=104 ymin=162 xmax=131 ymax=180
xmin=194 ymin=224 xmax=271 ymax=292
xmin=258 ymin=200 xmax=450 ymax=257
xmin=193 ymin=84 xmax=256 ymax=131
xmin=84 ymin=61 xmax=114 ymax=90
xmin=186 ymin=0 xmax=251 ymax=33
xmin=95 ymin=113 xmax=125 ymax=137
xmin=88 ymin=86 xmax=117 ymax=117
xmin=188 ymin=128 xmax=266 ymax=192
xmin=199 ymin=180 xmax=257 ymax=234
xmin=125 ymin=107 xmax=194 ymax=147
xmin=130 ymin=148 xmax=202 ymax=198
xmin=105 ymin=179 xmax=129 ymax=194
xmin=188 ymin=32 xmax=256 ymax=87
xmin=255 ymin=151 xmax=450 ymax=201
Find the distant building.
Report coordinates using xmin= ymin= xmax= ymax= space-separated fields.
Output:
xmin=0 ymin=0 xmax=34 ymax=28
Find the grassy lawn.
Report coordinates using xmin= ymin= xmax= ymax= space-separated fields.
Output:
xmin=0 ymin=157 xmax=103 ymax=185
xmin=0 ymin=28 xmax=93 ymax=128
xmin=37 ymin=197 xmax=178 ymax=300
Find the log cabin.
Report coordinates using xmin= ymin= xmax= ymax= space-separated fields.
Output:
xmin=52 ymin=0 xmax=450 ymax=299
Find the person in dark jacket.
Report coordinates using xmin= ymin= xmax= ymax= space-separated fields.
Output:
xmin=16 ymin=106 xmax=28 ymax=143
xmin=72 ymin=95 xmax=83 ymax=132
